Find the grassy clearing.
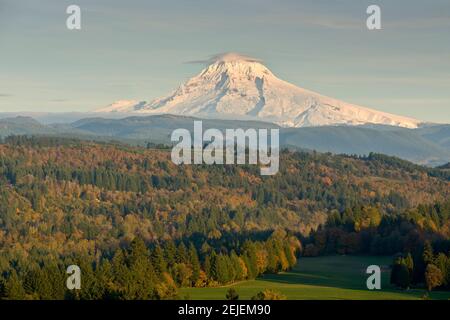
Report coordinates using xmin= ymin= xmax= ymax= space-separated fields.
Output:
xmin=181 ymin=255 xmax=450 ymax=300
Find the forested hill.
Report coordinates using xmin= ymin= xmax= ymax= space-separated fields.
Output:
xmin=0 ymin=136 xmax=449 ymax=249
xmin=0 ymin=136 xmax=449 ymax=299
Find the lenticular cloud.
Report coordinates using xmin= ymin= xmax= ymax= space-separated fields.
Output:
xmin=186 ymin=52 xmax=263 ymax=65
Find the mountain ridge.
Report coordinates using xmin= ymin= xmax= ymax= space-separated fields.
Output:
xmin=1 ymin=115 xmax=448 ymax=166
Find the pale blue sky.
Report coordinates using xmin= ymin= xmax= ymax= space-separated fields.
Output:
xmin=1 ymin=0 xmax=449 ymax=123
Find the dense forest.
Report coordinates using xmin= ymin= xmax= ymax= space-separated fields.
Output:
xmin=304 ymin=202 xmax=450 ymax=291
xmin=0 ymin=136 xmax=449 ymax=299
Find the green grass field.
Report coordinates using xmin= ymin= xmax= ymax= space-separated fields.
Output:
xmin=181 ymin=256 xmax=450 ymax=300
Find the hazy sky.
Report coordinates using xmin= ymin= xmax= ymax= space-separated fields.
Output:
xmin=1 ymin=0 xmax=449 ymax=123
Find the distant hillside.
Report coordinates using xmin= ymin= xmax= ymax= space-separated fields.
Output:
xmin=438 ymin=162 xmax=450 ymax=169
xmin=69 ymin=115 xmax=279 ymax=143
xmin=0 ymin=115 xmax=449 ymax=166
xmin=416 ymin=124 xmax=450 ymax=149
xmin=0 ymin=116 xmax=56 ymax=136
xmin=281 ymin=125 xmax=450 ymax=166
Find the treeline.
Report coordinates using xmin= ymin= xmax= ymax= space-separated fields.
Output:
xmin=0 ymin=232 xmax=300 ymax=300
xmin=3 ymin=135 xmax=88 ymax=147
xmin=304 ymin=202 xmax=450 ymax=256
xmin=391 ymin=242 xmax=450 ymax=292
xmin=360 ymin=153 xmax=450 ymax=181
xmin=303 ymin=201 xmax=450 ymax=292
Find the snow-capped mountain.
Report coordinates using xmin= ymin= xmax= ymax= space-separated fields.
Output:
xmin=95 ymin=53 xmax=421 ymax=128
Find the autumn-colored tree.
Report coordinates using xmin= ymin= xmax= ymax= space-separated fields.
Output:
xmin=425 ymin=264 xmax=443 ymax=292
xmin=251 ymin=289 xmax=286 ymax=300
xmin=226 ymin=288 xmax=239 ymax=300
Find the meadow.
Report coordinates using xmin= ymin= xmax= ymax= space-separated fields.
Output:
xmin=181 ymin=256 xmax=450 ymax=300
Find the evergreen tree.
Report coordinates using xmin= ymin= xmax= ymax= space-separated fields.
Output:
xmin=164 ymin=241 xmax=178 ymax=270
xmin=96 ymin=258 xmax=114 ymax=299
xmin=423 ymin=241 xmax=434 ymax=265
xmin=177 ymin=242 xmax=189 ymax=264
xmin=5 ymin=270 xmax=26 ymax=300
xmin=151 ymin=246 xmax=168 ymax=276
xmin=404 ymin=253 xmax=414 ymax=282
xmin=188 ymin=243 xmax=201 ymax=286
xmin=126 ymin=238 xmax=157 ymax=299
xmin=111 ymin=249 xmax=130 ymax=299
xmin=396 ymin=264 xmax=411 ymax=289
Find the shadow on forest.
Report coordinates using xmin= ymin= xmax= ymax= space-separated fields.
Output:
xmin=257 ymin=270 xmax=369 ymax=293
xmin=179 ymin=230 xmax=280 ymax=252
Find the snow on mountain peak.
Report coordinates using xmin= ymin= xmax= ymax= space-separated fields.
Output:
xmin=95 ymin=54 xmax=422 ymax=129
xmin=95 ymin=100 xmax=147 ymax=113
